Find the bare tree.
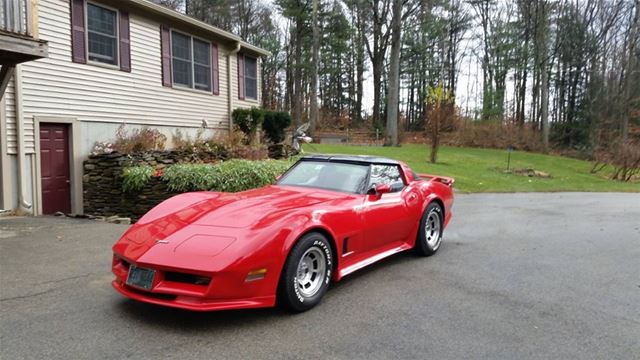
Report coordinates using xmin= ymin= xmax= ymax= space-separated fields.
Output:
xmin=309 ymin=0 xmax=320 ymax=134
xmin=385 ymin=0 xmax=403 ymax=146
xmin=621 ymin=0 xmax=639 ymax=141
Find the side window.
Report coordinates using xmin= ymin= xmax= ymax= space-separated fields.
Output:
xmin=171 ymin=31 xmax=192 ymax=87
xmin=87 ymin=3 xmax=118 ymax=65
xmin=244 ymin=56 xmax=258 ymax=99
xmin=368 ymin=165 xmax=404 ymax=192
xmin=171 ymin=31 xmax=212 ymax=91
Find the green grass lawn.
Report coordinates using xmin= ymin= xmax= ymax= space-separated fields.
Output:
xmin=305 ymin=143 xmax=639 ymax=193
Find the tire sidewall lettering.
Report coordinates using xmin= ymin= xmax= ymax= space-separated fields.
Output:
xmin=313 ymin=239 xmax=332 ymax=285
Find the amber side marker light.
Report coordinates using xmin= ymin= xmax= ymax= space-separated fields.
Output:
xmin=245 ymin=268 xmax=267 ymax=282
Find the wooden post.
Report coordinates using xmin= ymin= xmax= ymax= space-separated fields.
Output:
xmin=0 ymin=65 xmax=16 ymax=99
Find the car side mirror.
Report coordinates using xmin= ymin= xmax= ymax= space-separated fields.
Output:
xmin=367 ymin=183 xmax=391 ymax=200
xmin=376 ymin=184 xmax=392 ymax=194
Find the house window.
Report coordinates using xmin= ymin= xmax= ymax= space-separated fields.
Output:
xmin=244 ymin=56 xmax=257 ymax=100
xmin=193 ymin=39 xmax=212 ymax=91
xmin=87 ymin=3 xmax=118 ymax=65
xmin=171 ymin=31 xmax=211 ymax=91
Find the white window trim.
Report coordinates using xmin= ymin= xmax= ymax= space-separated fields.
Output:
xmin=85 ymin=1 xmax=120 ymax=69
xmin=244 ymin=55 xmax=258 ymax=101
xmin=170 ymin=29 xmax=213 ymax=93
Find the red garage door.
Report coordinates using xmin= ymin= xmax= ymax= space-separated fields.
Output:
xmin=40 ymin=123 xmax=71 ymax=214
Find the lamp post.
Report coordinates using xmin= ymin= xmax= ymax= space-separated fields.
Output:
xmin=507 ymin=145 xmax=514 ymax=171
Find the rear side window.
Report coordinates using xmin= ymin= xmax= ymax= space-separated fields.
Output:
xmin=368 ymin=165 xmax=404 ymax=192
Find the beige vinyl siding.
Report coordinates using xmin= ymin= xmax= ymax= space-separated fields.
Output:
xmin=4 ymin=77 xmax=18 ymax=154
xmin=230 ymin=52 xmax=261 ymax=109
xmin=7 ymin=0 xmax=231 ymax=155
xmin=3 ymin=74 xmax=36 ymax=155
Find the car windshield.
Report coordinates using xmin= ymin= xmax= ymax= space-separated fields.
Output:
xmin=277 ymin=161 xmax=370 ymax=194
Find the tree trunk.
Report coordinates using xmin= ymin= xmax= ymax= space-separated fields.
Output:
xmin=622 ymin=0 xmax=639 ymax=141
xmin=309 ymin=0 xmax=320 ymax=135
xmin=355 ymin=7 xmax=364 ymax=123
xmin=385 ymin=0 xmax=402 ymax=146
xmin=541 ymin=63 xmax=550 ymax=152
xmin=293 ymin=19 xmax=304 ymax=128
xmin=539 ymin=0 xmax=550 ymax=152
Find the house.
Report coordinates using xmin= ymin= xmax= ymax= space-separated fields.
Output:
xmin=0 ymin=0 xmax=269 ymax=216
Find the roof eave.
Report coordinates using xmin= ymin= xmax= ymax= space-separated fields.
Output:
xmin=125 ymin=0 xmax=270 ymax=56
xmin=240 ymin=42 xmax=272 ymax=57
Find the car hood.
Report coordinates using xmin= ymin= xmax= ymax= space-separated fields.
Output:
xmin=114 ymin=186 xmax=345 ymax=268
xmin=191 ymin=185 xmax=340 ymax=228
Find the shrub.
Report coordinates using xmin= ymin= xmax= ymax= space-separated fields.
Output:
xmin=161 ymin=163 xmax=219 ymax=192
xmin=210 ymin=130 xmax=268 ymax=160
xmin=425 ymin=84 xmax=455 ymax=163
xmin=262 ymin=111 xmax=292 ymax=144
xmin=230 ymin=145 xmax=269 ymax=160
xmin=162 ymin=159 xmax=290 ymax=192
xmin=448 ymin=120 xmax=544 ymax=152
xmin=114 ymin=124 xmax=166 ymax=153
xmin=122 ymin=165 xmax=155 ymax=192
xmin=232 ymin=107 xmax=264 ymax=141
xmin=172 ymin=129 xmax=230 ymax=160
xmin=593 ymin=140 xmax=640 ymax=182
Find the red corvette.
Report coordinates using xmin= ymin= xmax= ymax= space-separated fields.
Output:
xmin=112 ymin=155 xmax=454 ymax=312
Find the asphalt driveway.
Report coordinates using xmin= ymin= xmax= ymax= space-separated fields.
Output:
xmin=1 ymin=193 xmax=639 ymax=359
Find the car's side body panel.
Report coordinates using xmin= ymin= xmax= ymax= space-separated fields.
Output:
xmin=111 ymin=156 xmax=454 ymax=311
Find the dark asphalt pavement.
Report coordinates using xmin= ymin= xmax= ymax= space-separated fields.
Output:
xmin=1 ymin=193 xmax=639 ymax=359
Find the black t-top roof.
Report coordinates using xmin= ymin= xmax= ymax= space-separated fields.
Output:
xmin=300 ymin=154 xmax=401 ymax=165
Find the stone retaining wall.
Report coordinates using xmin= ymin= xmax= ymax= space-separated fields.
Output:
xmin=82 ymin=150 xmax=225 ymax=221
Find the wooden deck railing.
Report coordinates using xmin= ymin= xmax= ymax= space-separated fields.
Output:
xmin=1 ymin=0 xmax=33 ymax=37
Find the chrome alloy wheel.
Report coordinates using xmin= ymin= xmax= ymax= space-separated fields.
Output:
xmin=295 ymin=246 xmax=326 ymax=298
xmin=425 ymin=210 xmax=442 ymax=248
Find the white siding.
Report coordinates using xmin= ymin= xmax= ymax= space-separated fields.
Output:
xmin=5 ymin=0 xmax=251 ymax=155
xmin=4 ymin=77 xmax=18 ymax=154
xmin=3 ymin=73 xmax=36 ymax=155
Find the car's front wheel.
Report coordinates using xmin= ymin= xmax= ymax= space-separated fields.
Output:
xmin=279 ymin=232 xmax=333 ymax=312
xmin=416 ymin=202 xmax=444 ymax=256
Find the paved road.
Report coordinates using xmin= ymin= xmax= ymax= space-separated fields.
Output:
xmin=1 ymin=193 xmax=639 ymax=359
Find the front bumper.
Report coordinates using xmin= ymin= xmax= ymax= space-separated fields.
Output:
xmin=111 ymin=255 xmax=276 ymax=311
xmin=111 ymin=280 xmax=274 ymax=311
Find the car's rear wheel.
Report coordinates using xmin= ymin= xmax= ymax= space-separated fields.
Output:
xmin=279 ymin=232 xmax=332 ymax=312
xmin=416 ymin=202 xmax=443 ymax=256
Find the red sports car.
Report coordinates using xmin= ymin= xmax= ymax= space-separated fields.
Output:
xmin=112 ymin=155 xmax=454 ymax=312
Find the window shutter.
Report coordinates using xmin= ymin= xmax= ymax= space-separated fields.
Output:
xmin=70 ymin=0 xmax=86 ymax=63
xmin=211 ymin=44 xmax=219 ymax=95
xmin=238 ymin=53 xmax=245 ymax=100
xmin=119 ymin=11 xmax=131 ymax=72
xmin=160 ymin=25 xmax=172 ymax=87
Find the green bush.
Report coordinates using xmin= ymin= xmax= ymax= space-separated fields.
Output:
xmin=162 ymin=159 xmax=290 ymax=193
xmin=232 ymin=107 xmax=264 ymax=140
xmin=122 ymin=165 xmax=154 ymax=192
xmin=262 ymin=111 xmax=292 ymax=144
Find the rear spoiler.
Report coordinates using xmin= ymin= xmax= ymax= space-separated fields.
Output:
xmin=417 ymin=173 xmax=455 ymax=187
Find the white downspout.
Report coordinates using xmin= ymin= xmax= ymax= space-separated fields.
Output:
xmin=228 ymin=42 xmax=241 ymax=134
xmin=15 ymin=64 xmax=32 ymax=211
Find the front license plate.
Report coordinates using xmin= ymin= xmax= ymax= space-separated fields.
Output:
xmin=126 ymin=265 xmax=156 ymax=291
